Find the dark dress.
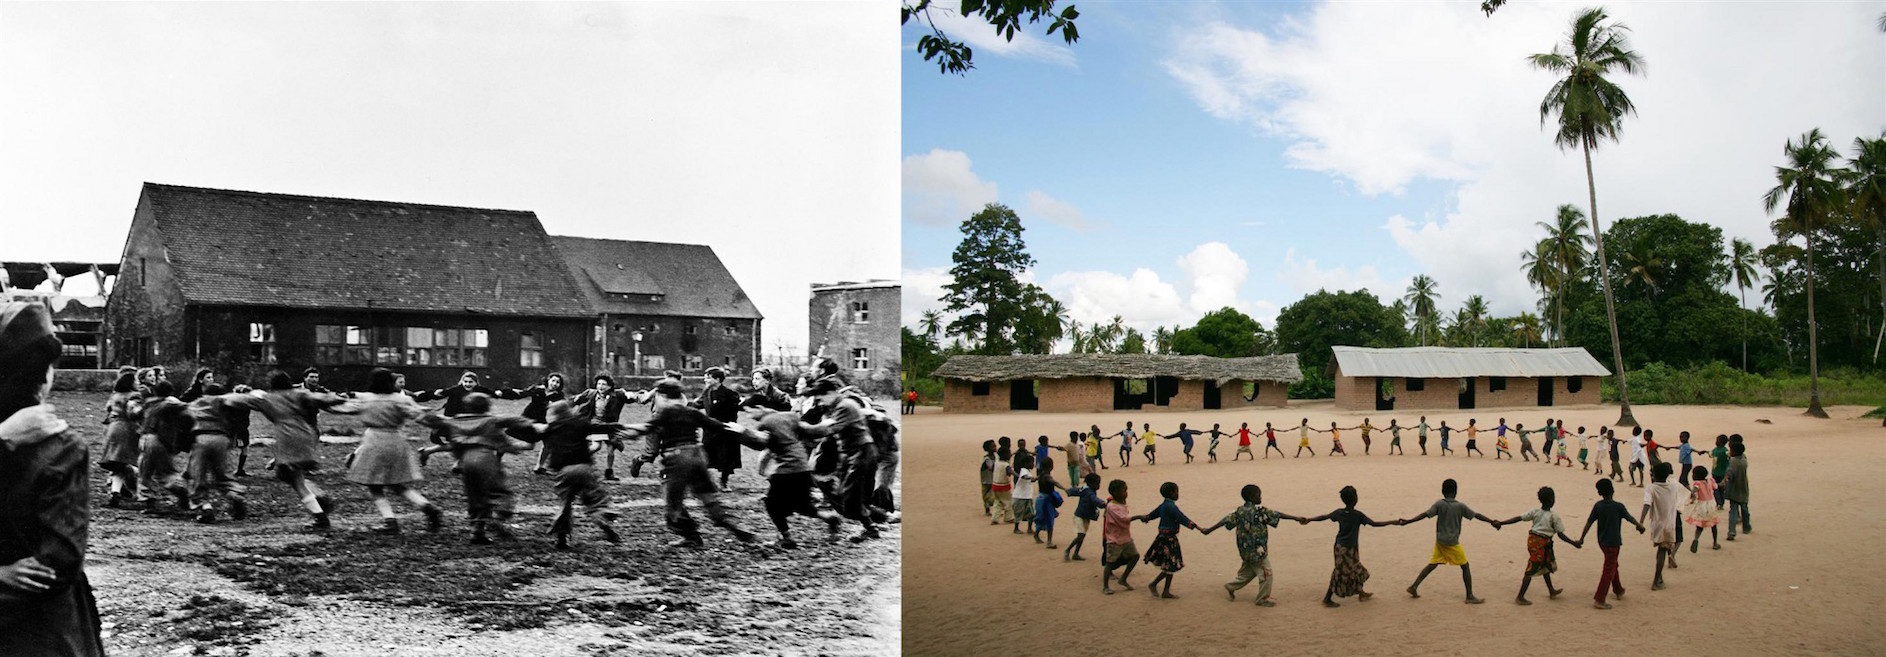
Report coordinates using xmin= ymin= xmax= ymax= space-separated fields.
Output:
xmin=414 ymin=385 xmax=499 ymax=443
xmin=0 ymin=428 xmax=105 ymax=656
xmin=694 ymin=384 xmax=744 ymax=475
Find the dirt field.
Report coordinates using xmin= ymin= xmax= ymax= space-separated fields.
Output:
xmin=48 ymin=390 xmax=899 ymax=657
xmin=903 ymin=401 xmax=1885 ymax=657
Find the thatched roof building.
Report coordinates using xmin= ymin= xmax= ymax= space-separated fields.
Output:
xmin=935 ymin=353 xmax=1302 ymax=413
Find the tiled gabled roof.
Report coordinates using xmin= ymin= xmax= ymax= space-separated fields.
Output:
xmin=140 ymin=183 xmax=591 ymax=317
xmin=551 ymin=236 xmax=762 ymax=320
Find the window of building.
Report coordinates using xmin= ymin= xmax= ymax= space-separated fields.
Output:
xmin=722 ymin=355 xmax=735 ymax=367
xmin=971 ymin=381 xmax=991 ymax=396
xmin=851 ymin=347 xmax=870 ymax=370
xmin=519 ymin=332 xmax=544 ymax=368
xmin=1406 ymin=377 xmax=1425 ymax=391
xmin=684 ymin=324 xmax=697 ymax=335
xmin=682 ymin=354 xmax=703 ymax=370
xmin=248 ymin=323 xmax=277 ymax=365
xmin=1489 ymin=376 xmax=1507 ymax=392
xmin=1567 ymin=376 xmax=1584 ymax=393
xmin=851 ymin=301 xmax=870 ymax=323
xmin=314 ymin=325 xmax=486 ymax=367
xmin=724 ymin=321 xmax=738 ymax=336
xmin=642 ymin=354 xmax=666 ymax=371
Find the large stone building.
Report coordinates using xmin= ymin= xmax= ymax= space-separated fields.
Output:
xmin=808 ymin=280 xmax=898 ymax=395
xmin=104 ymin=183 xmax=762 ymax=391
xmin=1331 ymin=346 xmax=1608 ymax=411
xmin=933 ymin=353 xmax=1302 ymax=414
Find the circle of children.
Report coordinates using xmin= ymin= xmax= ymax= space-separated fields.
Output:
xmin=977 ymin=415 xmax=1754 ymax=610
xmin=100 ymin=360 xmax=899 ymax=550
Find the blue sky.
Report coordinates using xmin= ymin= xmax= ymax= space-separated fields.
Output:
xmin=902 ymin=1 xmax=1885 ymax=337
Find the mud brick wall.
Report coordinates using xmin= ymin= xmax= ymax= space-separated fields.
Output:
xmin=943 ymin=378 xmax=1010 ymax=413
xmin=1038 ymin=377 xmax=1112 ymax=413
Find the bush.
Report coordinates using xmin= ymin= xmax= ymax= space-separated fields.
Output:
xmin=908 ymin=376 xmax=944 ymax=405
xmin=1290 ymin=367 xmax=1334 ymax=399
xmin=1600 ymin=362 xmax=1886 ymax=408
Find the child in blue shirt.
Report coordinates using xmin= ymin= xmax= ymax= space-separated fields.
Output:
xmin=1134 ymin=482 xmax=1200 ymax=599
xmin=1064 ymin=473 xmax=1107 ymax=561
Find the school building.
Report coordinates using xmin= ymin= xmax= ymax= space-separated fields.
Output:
xmin=932 ymin=353 xmax=1302 ymax=414
xmin=808 ymin=280 xmax=899 ymax=396
xmin=1330 ymin=346 xmax=1608 ymax=411
xmin=104 ymin=183 xmax=761 ymax=391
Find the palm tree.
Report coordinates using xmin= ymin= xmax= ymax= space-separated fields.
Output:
xmin=1530 ymin=6 xmax=1646 ymax=426
xmin=1620 ymin=243 xmax=1663 ymax=292
xmin=1538 ymin=205 xmax=1593 ymax=344
xmin=1520 ymin=240 xmax=1559 ymax=341
xmin=1390 ymin=299 xmax=1412 ymax=343
xmin=1513 ymin=312 xmax=1544 ymax=348
xmin=918 ymin=310 xmax=944 ymax=344
xmin=1846 ymin=132 xmax=1886 ymax=362
xmin=1763 ymin=128 xmax=1843 ymax=418
xmin=1404 ymin=274 xmax=1441 ymax=346
xmin=1153 ymin=325 xmax=1174 ymax=354
xmin=1463 ymin=295 xmax=1490 ymax=347
xmin=1730 ymin=238 xmax=1761 ymax=370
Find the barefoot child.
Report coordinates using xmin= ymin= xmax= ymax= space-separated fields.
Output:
xmin=1085 ymin=426 xmax=1106 ymax=471
xmin=1608 ymin=428 xmax=1626 ymax=482
xmin=1033 ymin=456 xmax=1064 ymax=548
xmin=990 ymin=442 xmax=1015 ymax=525
xmin=979 ymin=440 xmax=997 ymax=516
xmin=1303 ymin=485 xmax=1399 ymax=607
xmin=1011 ymin=452 xmax=1037 ymax=534
xmin=1640 ymin=462 xmax=1683 ymax=589
xmin=1356 ymin=419 xmax=1375 ymax=455
xmin=1233 ymin=422 xmax=1255 ymax=461
xmin=1724 ymin=441 xmax=1750 ymax=540
xmin=1141 ymin=423 xmax=1159 ymax=465
xmin=1321 ymin=422 xmax=1348 ymax=456
xmin=1117 ymin=422 xmax=1136 ymax=466
xmin=1136 ymin=482 xmax=1200 ymax=599
xmin=1198 ymin=484 xmax=1308 ymax=607
xmin=1065 ymin=473 xmax=1105 ymax=561
xmin=1464 ymin=420 xmax=1484 ymax=458
xmin=1206 ymin=423 xmax=1224 ymax=463
xmin=1387 ymin=419 xmax=1406 ymax=455
xmin=1295 ymin=419 xmax=1316 ymax=458
xmin=1264 ymin=422 xmax=1285 ymax=458
xmin=1513 ymin=423 xmax=1536 ymax=462
xmin=1101 ymin=479 xmax=1138 ymax=594
xmin=1576 ymin=478 xmax=1645 ymax=609
xmin=1170 ymin=423 xmax=1201 ymax=464
xmin=1416 ymin=416 xmax=1431 ymax=455
xmin=1491 ymin=486 xmax=1581 ymax=605
xmin=1400 ymin=479 xmax=1499 ymax=604
xmin=1553 ymin=431 xmax=1572 ymax=467
xmin=1685 ymin=465 xmax=1721 ymax=552
xmin=1576 ymin=427 xmax=1593 ymax=471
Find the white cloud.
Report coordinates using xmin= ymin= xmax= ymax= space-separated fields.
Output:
xmin=1177 ymin=241 xmax=1247 ymax=313
xmin=1164 ymin=2 xmax=1883 ymax=317
xmin=1046 ymin=241 xmax=1275 ymax=334
xmin=901 ymin=148 xmax=999 ymax=227
xmin=914 ymin=6 xmax=1077 ymax=68
xmin=1023 ymin=189 xmax=1087 ymax=230
xmin=901 ymin=266 xmax=955 ymax=329
xmin=1279 ymin=247 xmax=1404 ymax=307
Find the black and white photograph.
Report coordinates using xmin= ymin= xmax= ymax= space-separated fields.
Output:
xmin=0 ymin=2 xmax=899 ymax=655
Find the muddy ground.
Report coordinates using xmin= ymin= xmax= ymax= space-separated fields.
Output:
xmin=49 ymin=390 xmax=899 ymax=657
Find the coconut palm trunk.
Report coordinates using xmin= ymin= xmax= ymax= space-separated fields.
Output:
xmin=1583 ymin=143 xmax=1635 ymax=426
xmin=1805 ymin=231 xmax=1826 ymax=417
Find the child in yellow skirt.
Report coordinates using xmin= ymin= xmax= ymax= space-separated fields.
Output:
xmin=1399 ymin=478 xmax=1499 ymax=604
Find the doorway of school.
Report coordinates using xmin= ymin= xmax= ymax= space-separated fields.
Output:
xmin=1458 ymin=377 xmax=1476 ymax=409
xmin=1537 ymin=377 xmax=1554 ymax=406
xmin=1203 ymin=381 xmax=1222 ymax=410
xmin=1009 ymin=379 xmax=1038 ymax=411
xmin=1375 ymin=377 xmax=1395 ymax=411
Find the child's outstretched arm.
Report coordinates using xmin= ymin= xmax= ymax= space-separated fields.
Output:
xmin=1491 ymin=514 xmax=1523 ymax=529
xmin=1472 ymin=512 xmax=1502 ymax=529
xmin=1198 ymin=519 xmax=1226 ymax=535
xmin=1576 ymin=517 xmax=1594 ymax=544
xmin=1556 ymin=530 xmax=1581 ymax=548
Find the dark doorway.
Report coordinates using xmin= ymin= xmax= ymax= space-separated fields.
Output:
xmin=1458 ymin=377 xmax=1476 ymax=410
xmin=1009 ymin=380 xmax=1038 ymax=411
xmin=1375 ymin=377 xmax=1395 ymax=411
xmin=1152 ymin=376 xmax=1180 ymax=407
xmin=1203 ymin=381 xmax=1222 ymax=410
xmin=1537 ymin=377 xmax=1554 ymax=406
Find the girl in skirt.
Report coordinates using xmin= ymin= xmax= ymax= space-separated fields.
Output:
xmin=1304 ymin=485 xmax=1397 ymax=607
xmin=98 ymin=371 xmax=144 ymax=508
xmin=346 ymin=368 xmax=448 ymax=535
xmin=1492 ymin=486 xmax=1581 ymax=605
xmin=1685 ymin=465 xmax=1722 ymax=552
xmin=1135 ymin=481 xmax=1199 ymax=599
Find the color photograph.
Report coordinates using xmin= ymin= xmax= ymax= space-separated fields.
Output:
xmin=900 ymin=2 xmax=1885 ymax=655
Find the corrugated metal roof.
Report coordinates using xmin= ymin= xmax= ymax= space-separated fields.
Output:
xmin=1331 ymin=346 xmax=1611 ymax=379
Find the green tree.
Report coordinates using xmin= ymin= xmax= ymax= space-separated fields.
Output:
xmin=1538 ymin=204 xmax=1592 ymax=345
xmin=1275 ymin=289 xmax=1411 ymax=374
xmin=1403 ymin=274 xmax=1441 ymax=346
xmin=1011 ymin=292 xmax=1069 ymax=354
xmin=941 ymin=203 xmax=1039 ymax=354
xmin=1530 ymin=6 xmax=1647 ymax=426
xmin=1845 ymin=132 xmax=1886 ymax=362
xmin=1765 ymin=129 xmax=1846 ymax=417
xmin=1730 ymin=237 xmax=1761 ymax=370
xmin=903 ymin=0 xmax=1080 ymax=75
xmin=918 ymin=310 xmax=945 ymax=345
xmin=1120 ymin=327 xmax=1147 ymax=354
xmin=1620 ymin=243 xmax=1663 ymax=292
xmin=901 ymin=326 xmax=946 ymax=381
xmin=1512 ymin=312 xmax=1544 ymax=348
xmin=1172 ymin=307 xmax=1269 ymax=358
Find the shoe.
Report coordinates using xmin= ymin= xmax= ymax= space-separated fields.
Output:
xmin=233 ymin=470 xmax=250 ymax=478
xmin=374 ymin=519 xmax=402 ymax=535
xmin=850 ymin=527 xmax=881 ymax=543
xmin=554 ymin=534 xmax=571 ymax=550
xmin=534 ymin=467 xmax=551 ymax=476
xmin=194 ymin=510 xmax=219 ymax=524
xmin=305 ymin=513 xmax=331 ymax=531
xmin=228 ymin=498 xmax=249 ymax=520
xmin=422 ymin=505 xmax=444 ymax=532
xmin=598 ymin=523 xmax=622 ymax=544
xmin=315 ymin=495 xmax=335 ymax=515
xmin=471 ymin=532 xmax=493 ymax=546
xmin=827 ymin=516 xmax=843 ymax=533
xmin=105 ymin=493 xmax=123 ymax=509
xmin=669 ymin=536 xmax=705 ymax=548
xmin=774 ymin=538 xmax=799 ymax=550
xmin=418 ymin=449 xmax=432 ymax=466
xmin=603 ymin=469 xmax=618 ymax=482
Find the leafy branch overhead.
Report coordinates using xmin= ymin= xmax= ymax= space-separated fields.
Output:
xmin=903 ymin=0 xmax=1081 ymax=75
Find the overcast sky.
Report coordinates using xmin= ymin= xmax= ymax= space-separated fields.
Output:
xmin=0 ymin=1 xmax=898 ymax=355
xmin=903 ymin=1 xmax=1884 ymax=336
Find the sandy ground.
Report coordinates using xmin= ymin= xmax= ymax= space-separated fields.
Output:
xmin=903 ymin=401 xmax=1886 ymax=657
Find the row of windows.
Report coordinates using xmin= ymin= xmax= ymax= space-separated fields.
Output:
xmin=247 ymin=323 xmax=747 ymax=370
xmin=1400 ymin=377 xmax=1583 ymax=393
xmin=608 ymin=320 xmax=743 ymax=336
